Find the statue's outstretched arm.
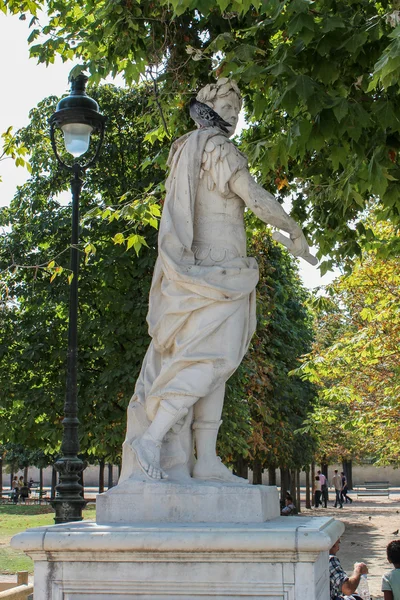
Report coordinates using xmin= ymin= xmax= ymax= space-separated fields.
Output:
xmin=230 ymin=169 xmax=317 ymax=265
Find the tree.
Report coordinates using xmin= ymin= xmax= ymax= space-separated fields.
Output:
xmin=2 ymin=0 xmax=400 ymax=268
xmin=0 ymin=84 xmax=162 ymax=462
xmin=0 ymin=126 xmax=30 ymax=182
xmin=296 ymin=221 xmax=400 ymax=464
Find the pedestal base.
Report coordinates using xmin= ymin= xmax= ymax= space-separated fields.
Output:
xmin=96 ymin=479 xmax=280 ymax=523
xmin=12 ymin=517 xmax=344 ymax=599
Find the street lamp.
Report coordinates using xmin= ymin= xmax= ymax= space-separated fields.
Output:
xmin=49 ymin=73 xmax=106 ymax=524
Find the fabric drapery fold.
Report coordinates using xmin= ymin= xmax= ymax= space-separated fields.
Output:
xmin=133 ymin=128 xmax=259 ymax=421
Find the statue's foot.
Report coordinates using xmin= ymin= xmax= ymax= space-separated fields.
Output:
xmin=131 ymin=433 xmax=168 ymax=480
xmin=192 ymin=457 xmax=249 ymax=485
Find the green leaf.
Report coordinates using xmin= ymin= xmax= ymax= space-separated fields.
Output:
xmin=372 ymin=101 xmax=400 ymax=131
xmin=322 ymin=16 xmax=345 ymax=33
xmin=287 ymin=13 xmax=315 ymax=37
xmin=113 ymin=233 xmax=125 ymax=245
xmin=329 ymin=146 xmax=348 ymax=171
xmin=295 ymin=75 xmax=315 ymax=101
xmin=126 ymin=234 xmax=138 ymax=250
xmin=352 ymin=190 xmax=364 ymax=207
xmin=333 ymin=100 xmax=348 ymax=123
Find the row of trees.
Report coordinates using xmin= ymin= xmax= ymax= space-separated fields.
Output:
xmin=2 ymin=0 xmax=400 ymax=268
xmin=2 ymin=0 xmax=400 ymax=497
xmin=296 ymin=220 xmax=400 ymax=468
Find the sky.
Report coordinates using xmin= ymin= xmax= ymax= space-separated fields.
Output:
xmin=0 ymin=13 xmax=339 ymax=290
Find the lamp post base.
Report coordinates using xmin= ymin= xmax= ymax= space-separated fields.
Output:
xmin=51 ymin=498 xmax=87 ymax=524
xmin=51 ymin=456 xmax=87 ymax=523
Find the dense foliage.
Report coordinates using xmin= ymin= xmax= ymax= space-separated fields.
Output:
xmin=296 ymin=221 xmax=400 ymax=464
xmin=2 ymin=0 xmax=400 ymax=270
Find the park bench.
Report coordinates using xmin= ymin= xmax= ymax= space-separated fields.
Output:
xmin=357 ymin=481 xmax=390 ymax=496
xmin=0 ymin=572 xmax=33 ymax=599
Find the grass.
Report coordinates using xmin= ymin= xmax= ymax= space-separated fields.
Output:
xmin=0 ymin=503 xmax=96 ymax=575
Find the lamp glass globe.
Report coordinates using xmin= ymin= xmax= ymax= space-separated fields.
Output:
xmin=62 ymin=123 xmax=93 ymax=157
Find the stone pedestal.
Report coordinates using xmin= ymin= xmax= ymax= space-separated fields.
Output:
xmin=12 ymin=514 xmax=344 ymax=599
xmin=96 ymin=479 xmax=280 ymax=524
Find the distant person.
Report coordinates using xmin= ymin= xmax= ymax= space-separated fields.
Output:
xmin=28 ymin=478 xmax=34 ymax=489
xmin=11 ymin=476 xmax=19 ymax=504
xmin=318 ymin=470 xmax=328 ymax=508
xmin=314 ymin=475 xmax=322 ymax=507
xmin=281 ymin=494 xmax=296 ymax=516
xmin=329 ymin=537 xmax=368 ymax=599
xmin=19 ymin=483 xmax=30 ymax=504
xmin=18 ymin=476 xmax=24 ymax=489
xmin=382 ymin=539 xmax=400 ymax=599
xmin=340 ymin=471 xmax=353 ymax=504
xmin=331 ymin=469 xmax=343 ymax=508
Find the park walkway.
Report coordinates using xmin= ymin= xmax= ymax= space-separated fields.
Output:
xmin=302 ymin=493 xmax=400 ymax=599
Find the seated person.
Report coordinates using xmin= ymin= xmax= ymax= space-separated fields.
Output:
xmin=19 ymin=483 xmax=30 ymax=503
xmin=329 ymin=538 xmax=368 ymax=599
xmin=382 ymin=539 xmax=400 ymax=599
xmin=281 ymin=494 xmax=296 ymax=516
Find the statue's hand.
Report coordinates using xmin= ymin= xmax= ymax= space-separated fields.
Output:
xmin=272 ymin=231 xmax=318 ymax=266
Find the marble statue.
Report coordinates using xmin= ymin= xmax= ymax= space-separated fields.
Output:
xmin=119 ymin=78 xmax=317 ymax=486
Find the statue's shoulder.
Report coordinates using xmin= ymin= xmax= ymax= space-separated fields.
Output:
xmin=202 ymin=133 xmax=247 ymax=174
xmin=203 ymin=134 xmax=246 ymax=162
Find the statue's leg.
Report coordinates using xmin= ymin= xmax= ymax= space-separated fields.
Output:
xmin=192 ymin=385 xmax=248 ymax=485
xmin=131 ymin=397 xmax=194 ymax=480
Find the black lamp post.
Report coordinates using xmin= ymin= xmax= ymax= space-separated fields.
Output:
xmin=49 ymin=73 xmax=106 ymax=524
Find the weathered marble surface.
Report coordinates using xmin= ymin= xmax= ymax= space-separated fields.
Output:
xmin=11 ymin=516 xmax=344 ymax=599
xmin=96 ymin=480 xmax=279 ymax=524
xmin=121 ymin=78 xmax=317 ymax=485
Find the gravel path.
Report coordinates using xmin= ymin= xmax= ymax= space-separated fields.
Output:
xmin=302 ymin=493 xmax=400 ymax=599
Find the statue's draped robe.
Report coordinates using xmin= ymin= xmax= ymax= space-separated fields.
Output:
xmin=133 ymin=128 xmax=259 ymax=422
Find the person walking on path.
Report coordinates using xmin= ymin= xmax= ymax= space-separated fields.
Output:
xmin=332 ymin=469 xmax=343 ymax=508
xmin=318 ymin=470 xmax=328 ymax=508
xmin=314 ymin=475 xmax=322 ymax=508
xmin=341 ymin=471 xmax=353 ymax=504
xmin=329 ymin=538 xmax=368 ymax=599
xmin=382 ymin=539 xmax=400 ymax=599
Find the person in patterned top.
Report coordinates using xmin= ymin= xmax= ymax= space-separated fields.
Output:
xmin=329 ymin=538 xmax=368 ymax=599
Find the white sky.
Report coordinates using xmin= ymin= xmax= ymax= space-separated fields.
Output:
xmin=0 ymin=13 xmax=338 ymax=290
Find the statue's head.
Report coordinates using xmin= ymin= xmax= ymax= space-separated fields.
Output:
xmin=196 ymin=78 xmax=242 ymax=137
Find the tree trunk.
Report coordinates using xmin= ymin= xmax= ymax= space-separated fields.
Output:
xmin=289 ymin=469 xmax=296 ymax=501
xmin=268 ymin=466 xmax=277 ymax=486
xmin=118 ymin=462 xmax=121 ymax=478
xmin=10 ymin=472 xmax=13 ymax=488
xmin=0 ymin=457 xmax=3 ymax=498
xmin=296 ymin=470 xmax=301 ymax=512
xmin=99 ymin=459 xmax=105 ymax=494
xmin=39 ymin=468 xmax=44 ymax=498
xmin=252 ymin=459 xmax=263 ymax=485
xmin=51 ymin=467 xmax=57 ymax=500
xmin=280 ymin=468 xmax=290 ymax=502
xmin=305 ymin=465 xmax=311 ymax=509
xmin=234 ymin=456 xmax=248 ymax=480
xmin=321 ymin=460 xmax=328 ymax=479
xmin=108 ymin=464 xmax=114 ymax=489
xmin=24 ymin=466 xmax=28 ymax=483
xmin=311 ymin=461 xmax=315 ymax=494
xmin=342 ymin=459 xmax=353 ymax=490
